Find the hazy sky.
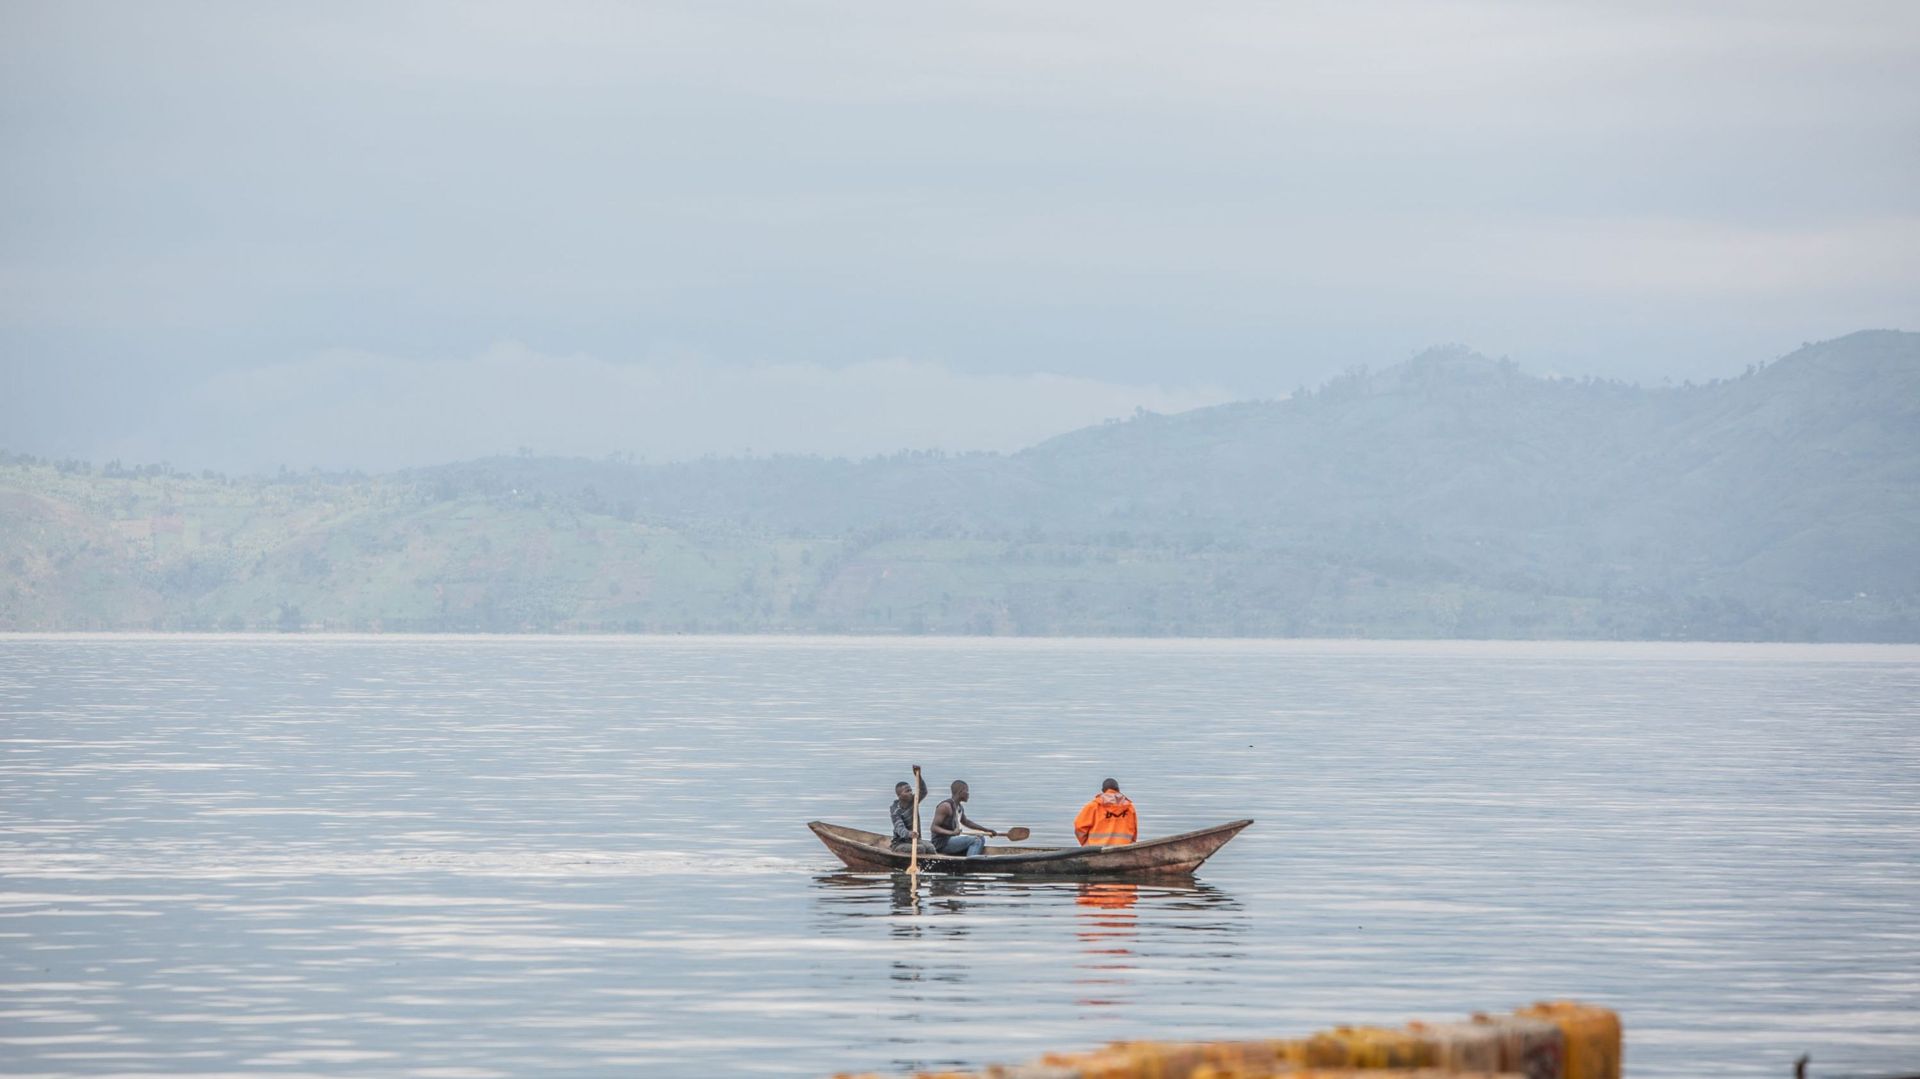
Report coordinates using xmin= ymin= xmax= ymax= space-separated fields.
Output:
xmin=3 ymin=1 xmax=1917 ymax=471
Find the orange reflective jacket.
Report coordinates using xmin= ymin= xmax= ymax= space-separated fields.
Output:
xmin=1074 ymin=791 xmax=1138 ymax=846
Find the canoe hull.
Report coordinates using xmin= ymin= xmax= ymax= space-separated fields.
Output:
xmin=807 ymin=819 xmax=1251 ymax=877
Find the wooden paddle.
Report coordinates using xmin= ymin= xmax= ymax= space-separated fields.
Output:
xmin=967 ymin=826 xmax=1031 ymax=842
xmin=909 ymin=765 xmax=922 ymax=879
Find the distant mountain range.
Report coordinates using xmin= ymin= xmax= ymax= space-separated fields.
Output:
xmin=4 ymin=330 xmax=1916 ymax=640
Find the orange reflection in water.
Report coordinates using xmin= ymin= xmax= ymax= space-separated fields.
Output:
xmin=1073 ymin=882 xmax=1138 ymax=1007
xmin=1076 ymin=882 xmax=1139 ymax=912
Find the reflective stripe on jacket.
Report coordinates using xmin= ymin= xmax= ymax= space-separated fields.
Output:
xmin=1074 ymin=792 xmax=1138 ymax=846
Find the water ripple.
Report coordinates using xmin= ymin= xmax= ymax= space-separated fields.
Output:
xmin=1 ymin=636 xmax=1916 ymax=1076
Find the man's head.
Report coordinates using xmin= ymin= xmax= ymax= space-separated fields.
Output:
xmin=895 ymin=781 xmax=913 ymax=803
xmin=1101 ymin=778 xmax=1120 ymax=792
xmin=951 ymin=780 xmax=969 ymax=803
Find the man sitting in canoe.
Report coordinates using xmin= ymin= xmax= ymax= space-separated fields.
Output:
xmin=929 ymin=780 xmax=1000 ymax=858
xmin=1074 ymin=778 xmax=1138 ymax=846
xmin=890 ymin=769 xmax=932 ymax=854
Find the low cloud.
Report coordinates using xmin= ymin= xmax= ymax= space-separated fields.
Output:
xmin=6 ymin=2 xmax=1915 ymax=458
xmin=107 ymin=344 xmax=1233 ymax=472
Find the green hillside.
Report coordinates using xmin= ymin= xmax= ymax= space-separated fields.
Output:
xmin=4 ymin=331 xmax=1916 ymax=640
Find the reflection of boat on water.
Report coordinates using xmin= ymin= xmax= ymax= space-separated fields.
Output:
xmin=807 ymin=819 xmax=1251 ymax=877
xmin=805 ymin=871 xmax=1248 ymax=1011
xmin=811 ymin=872 xmax=1236 ymax=917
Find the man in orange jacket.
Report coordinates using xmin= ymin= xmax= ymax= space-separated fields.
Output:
xmin=1074 ymin=778 xmax=1138 ymax=846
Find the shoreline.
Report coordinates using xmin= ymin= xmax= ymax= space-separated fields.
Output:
xmin=4 ymin=630 xmax=1919 ymax=661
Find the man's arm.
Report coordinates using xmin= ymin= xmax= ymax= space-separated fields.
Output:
xmin=1073 ymin=800 xmax=1095 ymax=845
xmin=957 ymin=809 xmax=996 ymax=836
xmin=911 ymin=767 xmax=928 ymax=839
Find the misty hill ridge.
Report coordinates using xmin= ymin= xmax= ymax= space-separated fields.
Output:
xmin=3 ymin=330 xmax=1916 ymax=639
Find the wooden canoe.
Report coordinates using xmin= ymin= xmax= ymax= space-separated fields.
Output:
xmin=808 ymin=819 xmax=1252 ymax=877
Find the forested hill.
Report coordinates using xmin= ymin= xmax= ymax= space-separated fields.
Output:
xmin=4 ymin=330 xmax=1917 ymax=640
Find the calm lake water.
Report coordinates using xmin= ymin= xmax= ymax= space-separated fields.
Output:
xmin=1 ymin=635 xmax=1916 ymax=1077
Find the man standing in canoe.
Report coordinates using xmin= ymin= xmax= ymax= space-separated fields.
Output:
xmin=929 ymin=780 xmax=1000 ymax=858
xmin=1075 ymin=778 xmax=1138 ymax=846
xmin=890 ymin=768 xmax=931 ymax=853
